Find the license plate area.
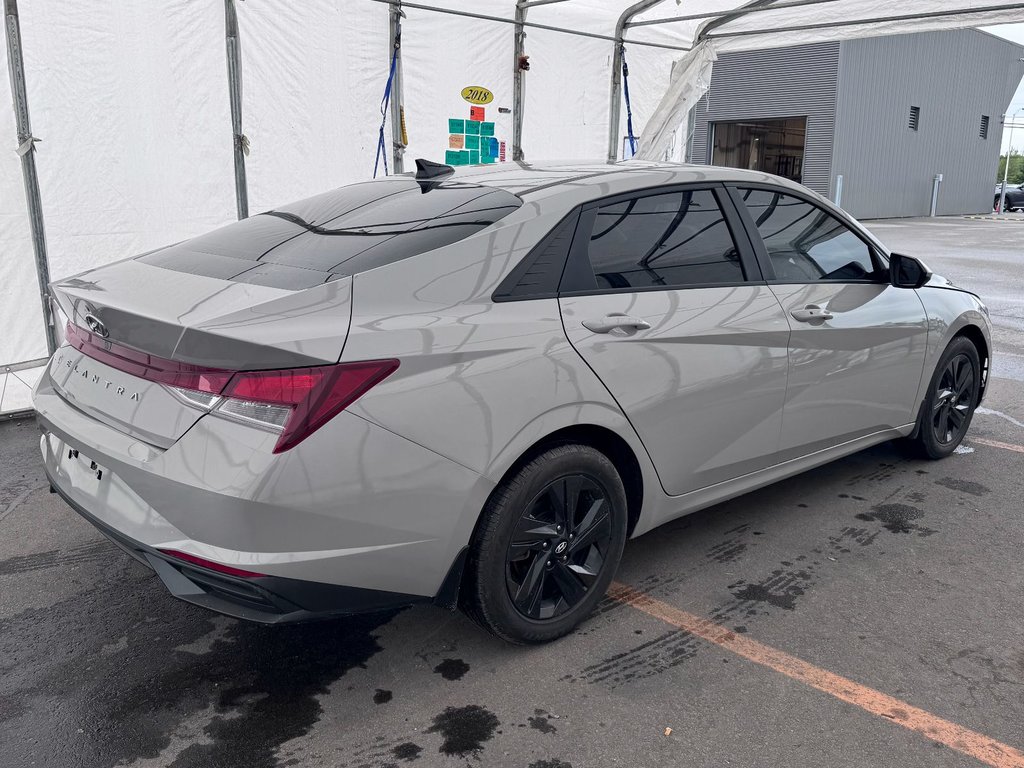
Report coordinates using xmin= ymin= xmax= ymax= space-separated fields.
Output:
xmin=63 ymin=444 xmax=107 ymax=492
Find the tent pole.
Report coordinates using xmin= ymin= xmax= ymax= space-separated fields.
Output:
xmin=4 ymin=0 xmax=55 ymax=356
xmin=628 ymin=0 xmax=839 ymax=28
xmin=704 ymin=2 xmax=1024 ymax=39
xmin=512 ymin=2 xmax=527 ymax=161
xmin=366 ymin=0 xmax=689 ymax=52
xmin=224 ymin=0 xmax=248 ymax=219
xmin=607 ymin=0 xmax=668 ymax=163
xmin=695 ymin=0 xmax=776 ymax=42
xmin=389 ymin=2 xmax=406 ymax=174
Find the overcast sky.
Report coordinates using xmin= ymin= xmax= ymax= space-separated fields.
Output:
xmin=983 ymin=23 xmax=1024 ymax=152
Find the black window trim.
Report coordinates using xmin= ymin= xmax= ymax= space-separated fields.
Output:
xmin=557 ymin=181 xmax=766 ymax=298
xmin=491 ymin=208 xmax=581 ymax=302
xmin=725 ymin=183 xmax=889 ymax=286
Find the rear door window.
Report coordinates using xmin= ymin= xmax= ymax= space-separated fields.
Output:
xmin=582 ymin=188 xmax=746 ymax=290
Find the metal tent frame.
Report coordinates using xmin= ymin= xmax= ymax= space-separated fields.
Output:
xmin=5 ymin=0 xmax=1024 ymax=415
xmin=366 ymin=0 xmax=1024 ymax=166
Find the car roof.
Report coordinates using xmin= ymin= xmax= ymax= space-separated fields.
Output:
xmin=410 ymin=160 xmax=814 ymax=209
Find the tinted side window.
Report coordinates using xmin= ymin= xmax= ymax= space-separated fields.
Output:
xmin=584 ymin=189 xmax=744 ymax=290
xmin=737 ymin=188 xmax=881 ymax=283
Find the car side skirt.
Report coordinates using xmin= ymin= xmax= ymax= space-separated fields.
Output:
xmin=640 ymin=425 xmax=914 ymax=535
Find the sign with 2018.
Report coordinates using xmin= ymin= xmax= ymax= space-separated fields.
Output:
xmin=461 ymin=86 xmax=494 ymax=105
xmin=447 ymin=85 xmax=505 ymax=167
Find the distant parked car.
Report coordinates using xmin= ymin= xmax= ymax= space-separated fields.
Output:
xmin=994 ymin=184 xmax=1024 ymax=211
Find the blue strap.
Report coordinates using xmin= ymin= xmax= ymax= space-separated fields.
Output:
xmin=621 ymin=45 xmax=637 ymax=157
xmin=374 ymin=26 xmax=400 ymax=178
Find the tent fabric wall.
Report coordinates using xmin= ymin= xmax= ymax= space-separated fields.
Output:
xmin=401 ymin=3 xmax=513 ymax=167
xmin=1 ymin=1 xmax=238 ymax=410
xmin=237 ymin=1 xmax=388 ymax=213
xmin=16 ymin=1 xmax=237 ymax=289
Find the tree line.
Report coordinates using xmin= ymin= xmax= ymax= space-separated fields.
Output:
xmin=997 ymin=152 xmax=1024 ymax=185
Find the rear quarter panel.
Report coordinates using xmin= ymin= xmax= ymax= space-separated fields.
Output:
xmin=339 ymin=209 xmax=667 ymax=536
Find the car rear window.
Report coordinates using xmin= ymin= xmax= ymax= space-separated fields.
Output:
xmin=138 ymin=179 xmax=522 ymax=289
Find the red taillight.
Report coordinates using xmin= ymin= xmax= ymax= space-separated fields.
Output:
xmin=66 ymin=320 xmax=398 ymax=453
xmin=225 ymin=369 xmax=326 ymax=403
xmin=66 ymin=322 xmax=233 ymax=394
xmin=223 ymin=360 xmax=400 ymax=453
xmin=158 ymin=549 xmax=264 ymax=579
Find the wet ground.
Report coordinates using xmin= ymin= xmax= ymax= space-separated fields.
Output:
xmin=2 ymin=216 xmax=1024 ymax=768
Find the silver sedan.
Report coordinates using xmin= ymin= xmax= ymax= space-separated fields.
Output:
xmin=35 ymin=160 xmax=990 ymax=643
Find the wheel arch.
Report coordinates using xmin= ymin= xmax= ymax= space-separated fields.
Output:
xmin=439 ymin=423 xmax=648 ymax=612
xmin=953 ymin=323 xmax=989 ymax=404
xmin=908 ymin=318 xmax=990 ymax=440
xmin=490 ymin=424 xmax=645 ymax=539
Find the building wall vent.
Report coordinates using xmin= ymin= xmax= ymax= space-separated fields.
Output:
xmin=909 ymin=106 xmax=921 ymax=131
xmin=980 ymin=115 xmax=990 ymax=140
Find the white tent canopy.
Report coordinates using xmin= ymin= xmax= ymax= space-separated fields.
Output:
xmin=4 ymin=0 xmax=1024 ymax=413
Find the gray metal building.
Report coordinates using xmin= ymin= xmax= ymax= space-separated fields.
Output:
xmin=686 ymin=29 xmax=1024 ymax=218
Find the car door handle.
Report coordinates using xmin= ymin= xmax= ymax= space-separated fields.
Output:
xmin=790 ymin=305 xmax=834 ymax=323
xmin=582 ymin=314 xmax=652 ymax=334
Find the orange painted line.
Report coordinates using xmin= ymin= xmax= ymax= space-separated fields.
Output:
xmin=971 ymin=437 xmax=1024 ymax=454
xmin=608 ymin=582 xmax=1024 ymax=768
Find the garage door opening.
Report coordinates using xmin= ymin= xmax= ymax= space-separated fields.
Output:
xmin=711 ymin=117 xmax=807 ymax=183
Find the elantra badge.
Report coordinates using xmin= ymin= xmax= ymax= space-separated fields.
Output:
xmin=53 ymin=352 xmax=141 ymax=402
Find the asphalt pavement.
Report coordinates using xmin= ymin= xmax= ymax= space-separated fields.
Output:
xmin=2 ymin=216 xmax=1023 ymax=768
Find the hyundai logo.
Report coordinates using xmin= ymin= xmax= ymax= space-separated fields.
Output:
xmin=554 ymin=541 xmax=568 ymax=554
xmin=84 ymin=314 xmax=109 ymax=338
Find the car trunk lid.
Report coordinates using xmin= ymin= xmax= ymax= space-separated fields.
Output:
xmin=48 ymin=258 xmax=352 ymax=448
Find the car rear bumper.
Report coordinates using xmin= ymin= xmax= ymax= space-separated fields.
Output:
xmin=45 ymin=472 xmax=425 ymax=623
xmin=34 ymin=363 xmax=493 ymax=621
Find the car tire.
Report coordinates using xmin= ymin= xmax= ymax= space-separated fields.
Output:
xmin=994 ymin=195 xmax=1013 ymax=212
xmin=462 ymin=443 xmax=628 ymax=644
xmin=911 ymin=337 xmax=981 ymax=460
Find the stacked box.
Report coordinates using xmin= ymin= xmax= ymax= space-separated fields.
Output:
xmin=446 ymin=111 xmax=502 ymax=166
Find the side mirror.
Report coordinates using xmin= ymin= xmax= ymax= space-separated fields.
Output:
xmin=889 ymin=252 xmax=931 ymax=289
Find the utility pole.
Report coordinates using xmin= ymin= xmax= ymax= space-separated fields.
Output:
xmin=998 ymin=107 xmax=1022 ymax=215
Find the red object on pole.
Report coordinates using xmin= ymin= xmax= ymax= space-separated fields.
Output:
xmin=499 ymin=141 xmax=506 ymax=162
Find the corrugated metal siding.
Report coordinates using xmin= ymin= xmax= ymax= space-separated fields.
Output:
xmin=833 ymin=29 xmax=1024 ymax=218
xmin=688 ymin=42 xmax=840 ymax=197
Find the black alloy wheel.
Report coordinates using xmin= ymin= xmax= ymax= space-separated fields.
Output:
xmin=462 ymin=443 xmax=628 ymax=644
xmin=505 ymin=474 xmax=612 ymax=620
xmin=910 ymin=336 xmax=981 ymax=460
xmin=932 ymin=353 xmax=975 ymax=446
